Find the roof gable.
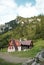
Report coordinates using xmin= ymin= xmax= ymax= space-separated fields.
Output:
xmin=20 ymin=40 xmax=32 ymax=45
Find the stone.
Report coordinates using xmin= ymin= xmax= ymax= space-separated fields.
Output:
xmin=32 ymin=62 xmax=40 ymax=65
xmin=41 ymin=51 xmax=44 ymax=58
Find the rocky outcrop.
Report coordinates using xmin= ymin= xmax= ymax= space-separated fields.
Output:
xmin=22 ymin=50 xmax=44 ymax=65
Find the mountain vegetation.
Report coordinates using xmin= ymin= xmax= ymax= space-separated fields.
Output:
xmin=0 ymin=15 xmax=44 ymax=49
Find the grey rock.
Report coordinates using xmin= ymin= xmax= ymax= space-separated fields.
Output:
xmin=22 ymin=50 xmax=44 ymax=65
xmin=32 ymin=62 xmax=40 ymax=65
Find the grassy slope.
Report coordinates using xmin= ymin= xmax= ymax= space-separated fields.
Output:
xmin=0 ymin=39 xmax=44 ymax=58
xmin=10 ymin=39 xmax=44 ymax=58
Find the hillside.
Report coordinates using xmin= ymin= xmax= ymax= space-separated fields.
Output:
xmin=0 ymin=15 xmax=44 ymax=49
xmin=0 ymin=15 xmax=41 ymax=33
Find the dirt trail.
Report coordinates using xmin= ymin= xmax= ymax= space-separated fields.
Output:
xmin=0 ymin=52 xmax=30 ymax=63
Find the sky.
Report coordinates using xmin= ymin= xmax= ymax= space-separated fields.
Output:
xmin=0 ymin=0 xmax=44 ymax=24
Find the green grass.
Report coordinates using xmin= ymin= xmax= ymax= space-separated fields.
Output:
xmin=10 ymin=39 xmax=44 ymax=58
xmin=0 ymin=39 xmax=44 ymax=58
xmin=0 ymin=48 xmax=7 ymax=52
xmin=0 ymin=58 xmax=22 ymax=65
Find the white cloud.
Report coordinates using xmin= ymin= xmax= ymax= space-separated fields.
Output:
xmin=0 ymin=14 xmax=17 ymax=23
xmin=0 ymin=0 xmax=17 ymax=8
xmin=17 ymin=0 xmax=44 ymax=17
xmin=0 ymin=0 xmax=17 ymax=24
xmin=36 ymin=0 xmax=44 ymax=14
xmin=17 ymin=4 xmax=38 ymax=18
xmin=0 ymin=0 xmax=44 ymax=24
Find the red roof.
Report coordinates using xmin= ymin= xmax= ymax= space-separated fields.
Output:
xmin=9 ymin=39 xmax=32 ymax=46
xmin=20 ymin=40 xmax=32 ymax=45
xmin=15 ymin=40 xmax=21 ymax=46
xmin=9 ymin=39 xmax=21 ymax=47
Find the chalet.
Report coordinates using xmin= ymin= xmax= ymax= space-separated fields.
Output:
xmin=8 ymin=39 xmax=33 ymax=52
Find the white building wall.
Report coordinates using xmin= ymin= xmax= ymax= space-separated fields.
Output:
xmin=8 ymin=46 xmax=15 ymax=52
xmin=18 ymin=46 xmax=21 ymax=51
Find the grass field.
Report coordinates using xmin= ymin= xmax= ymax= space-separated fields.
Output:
xmin=0 ymin=58 xmax=22 ymax=65
xmin=0 ymin=39 xmax=44 ymax=58
xmin=10 ymin=39 xmax=44 ymax=58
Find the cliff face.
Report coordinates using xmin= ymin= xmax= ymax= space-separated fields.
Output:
xmin=0 ymin=15 xmax=42 ymax=33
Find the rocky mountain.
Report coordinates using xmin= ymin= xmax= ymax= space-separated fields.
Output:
xmin=0 ymin=15 xmax=41 ymax=34
xmin=0 ymin=15 xmax=44 ymax=49
xmin=0 ymin=15 xmax=44 ymax=39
